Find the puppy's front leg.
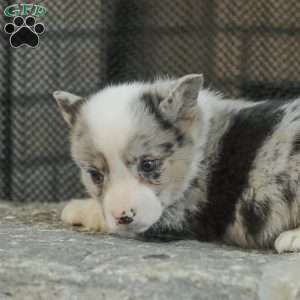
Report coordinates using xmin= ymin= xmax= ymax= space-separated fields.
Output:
xmin=61 ymin=198 xmax=106 ymax=232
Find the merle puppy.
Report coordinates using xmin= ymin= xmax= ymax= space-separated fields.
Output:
xmin=53 ymin=74 xmax=300 ymax=253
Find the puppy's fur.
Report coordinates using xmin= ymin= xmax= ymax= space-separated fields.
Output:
xmin=54 ymin=74 xmax=300 ymax=253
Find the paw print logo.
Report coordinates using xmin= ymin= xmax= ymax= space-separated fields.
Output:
xmin=4 ymin=16 xmax=45 ymax=48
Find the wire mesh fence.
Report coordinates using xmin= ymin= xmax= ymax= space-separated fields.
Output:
xmin=0 ymin=0 xmax=300 ymax=202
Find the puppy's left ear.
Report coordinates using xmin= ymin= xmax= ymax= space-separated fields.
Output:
xmin=53 ymin=91 xmax=85 ymax=127
xmin=159 ymin=74 xmax=203 ymax=122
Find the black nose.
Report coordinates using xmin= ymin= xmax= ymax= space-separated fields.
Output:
xmin=118 ymin=215 xmax=134 ymax=225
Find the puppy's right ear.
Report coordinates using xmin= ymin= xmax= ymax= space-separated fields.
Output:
xmin=53 ymin=91 xmax=85 ymax=127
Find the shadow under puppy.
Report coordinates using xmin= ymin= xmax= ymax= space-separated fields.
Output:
xmin=54 ymin=74 xmax=300 ymax=253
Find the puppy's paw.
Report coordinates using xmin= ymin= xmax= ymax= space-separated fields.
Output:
xmin=274 ymin=228 xmax=300 ymax=253
xmin=61 ymin=198 xmax=106 ymax=232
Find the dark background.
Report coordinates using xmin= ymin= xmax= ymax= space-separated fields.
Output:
xmin=1 ymin=0 xmax=300 ymax=202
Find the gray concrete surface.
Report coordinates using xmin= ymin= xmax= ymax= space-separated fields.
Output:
xmin=0 ymin=201 xmax=300 ymax=300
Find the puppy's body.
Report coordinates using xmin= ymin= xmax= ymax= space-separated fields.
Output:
xmin=54 ymin=75 xmax=300 ymax=253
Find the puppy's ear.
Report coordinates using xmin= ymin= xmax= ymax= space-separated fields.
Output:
xmin=53 ymin=91 xmax=85 ymax=127
xmin=159 ymin=74 xmax=203 ymax=122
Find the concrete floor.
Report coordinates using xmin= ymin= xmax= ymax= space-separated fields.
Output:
xmin=0 ymin=201 xmax=300 ymax=300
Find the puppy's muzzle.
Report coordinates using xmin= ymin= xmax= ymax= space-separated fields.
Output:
xmin=115 ymin=208 xmax=136 ymax=225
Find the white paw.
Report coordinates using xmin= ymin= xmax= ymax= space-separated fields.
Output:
xmin=61 ymin=199 xmax=106 ymax=232
xmin=274 ymin=229 xmax=300 ymax=253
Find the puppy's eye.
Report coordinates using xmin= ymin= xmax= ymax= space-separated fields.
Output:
xmin=140 ymin=159 xmax=160 ymax=172
xmin=87 ymin=169 xmax=104 ymax=184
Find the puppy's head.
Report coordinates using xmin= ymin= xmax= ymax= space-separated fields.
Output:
xmin=53 ymin=74 xmax=204 ymax=234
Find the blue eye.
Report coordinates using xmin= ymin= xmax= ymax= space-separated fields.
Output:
xmin=87 ymin=168 xmax=104 ymax=184
xmin=140 ymin=159 xmax=159 ymax=172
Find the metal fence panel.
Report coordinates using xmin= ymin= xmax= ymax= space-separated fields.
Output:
xmin=0 ymin=0 xmax=300 ymax=201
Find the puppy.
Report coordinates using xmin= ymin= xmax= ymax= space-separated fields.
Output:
xmin=54 ymin=74 xmax=300 ymax=253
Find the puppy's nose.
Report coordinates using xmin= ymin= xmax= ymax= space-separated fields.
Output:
xmin=119 ymin=215 xmax=134 ymax=225
xmin=115 ymin=209 xmax=136 ymax=225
